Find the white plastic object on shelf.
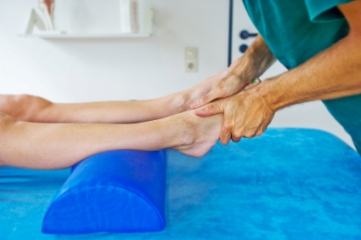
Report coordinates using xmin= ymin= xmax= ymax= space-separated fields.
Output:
xmin=38 ymin=0 xmax=55 ymax=31
xmin=120 ymin=0 xmax=139 ymax=34
xmin=21 ymin=0 xmax=154 ymax=39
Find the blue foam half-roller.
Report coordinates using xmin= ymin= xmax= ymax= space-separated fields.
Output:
xmin=42 ymin=150 xmax=166 ymax=234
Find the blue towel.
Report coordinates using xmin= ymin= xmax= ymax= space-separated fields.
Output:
xmin=1 ymin=128 xmax=361 ymax=239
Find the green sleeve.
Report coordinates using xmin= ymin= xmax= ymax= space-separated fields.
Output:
xmin=305 ymin=0 xmax=353 ymax=22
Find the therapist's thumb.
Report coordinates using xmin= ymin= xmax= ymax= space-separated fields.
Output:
xmin=194 ymin=100 xmax=227 ymax=117
xmin=190 ymin=89 xmax=221 ymax=110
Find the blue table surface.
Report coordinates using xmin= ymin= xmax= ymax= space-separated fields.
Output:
xmin=1 ymin=128 xmax=361 ymax=240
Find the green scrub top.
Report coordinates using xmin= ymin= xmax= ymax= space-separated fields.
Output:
xmin=242 ymin=0 xmax=361 ymax=153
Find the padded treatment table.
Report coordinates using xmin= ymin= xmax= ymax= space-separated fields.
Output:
xmin=1 ymin=128 xmax=361 ymax=239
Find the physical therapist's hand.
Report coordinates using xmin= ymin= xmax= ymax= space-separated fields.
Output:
xmin=190 ymin=58 xmax=260 ymax=109
xmin=190 ymin=35 xmax=276 ymax=110
xmin=194 ymin=84 xmax=275 ymax=145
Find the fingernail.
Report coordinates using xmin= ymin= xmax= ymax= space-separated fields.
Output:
xmin=195 ymin=108 xmax=205 ymax=114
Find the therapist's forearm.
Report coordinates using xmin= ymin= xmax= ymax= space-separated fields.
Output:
xmin=261 ymin=26 xmax=361 ymax=111
xmin=231 ymin=35 xmax=276 ymax=79
xmin=190 ymin=35 xmax=277 ymax=108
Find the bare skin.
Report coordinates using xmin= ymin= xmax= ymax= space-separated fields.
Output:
xmin=0 ymin=50 xmax=263 ymax=169
xmin=0 ymin=110 xmax=222 ymax=169
xmin=0 ymin=70 xmax=230 ymax=124
xmin=0 ymin=70 xmax=230 ymax=169
xmin=190 ymin=35 xmax=276 ymax=110
xmin=193 ymin=1 xmax=361 ymax=144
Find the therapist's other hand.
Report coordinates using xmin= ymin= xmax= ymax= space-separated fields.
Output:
xmin=191 ymin=36 xmax=276 ymax=110
xmin=194 ymin=84 xmax=275 ymax=145
xmin=190 ymin=58 xmax=260 ymax=109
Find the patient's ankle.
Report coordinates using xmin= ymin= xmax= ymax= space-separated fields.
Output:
xmin=168 ymin=92 xmax=191 ymax=114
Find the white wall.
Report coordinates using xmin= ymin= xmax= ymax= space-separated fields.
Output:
xmin=0 ymin=0 xmax=229 ymax=102
xmin=0 ymin=0 xmax=354 ymax=148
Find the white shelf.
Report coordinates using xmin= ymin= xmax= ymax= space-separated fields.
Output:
xmin=22 ymin=8 xmax=154 ymax=39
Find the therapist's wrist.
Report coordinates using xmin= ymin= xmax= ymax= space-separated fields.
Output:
xmin=231 ymin=36 xmax=276 ymax=80
xmin=226 ymin=56 xmax=259 ymax=84
xmin=260 ymin=76 xmax=296 ymax=112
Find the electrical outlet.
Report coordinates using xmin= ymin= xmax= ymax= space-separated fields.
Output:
xmin=185 ymin=47 xmax=198 ymax=73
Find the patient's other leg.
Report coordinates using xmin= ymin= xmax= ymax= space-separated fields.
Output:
xmin=0 ymin=110 xmax=222 ymax=169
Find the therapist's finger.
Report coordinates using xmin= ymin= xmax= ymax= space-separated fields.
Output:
xmin=232 ymin=135 xmax=242 ymax=143
xmin=190 ymin=88 xmax=222 ymax=109
xmin=219 ymin=112 xmax=236 ymax=145
xmin=191 ymin=75 xmax=250 ymax=109
xmin=194 ymin=99 xmax=228 ymax=117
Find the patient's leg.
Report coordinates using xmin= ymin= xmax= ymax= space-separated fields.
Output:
xmin=49 ymin=70 xmax=226 ymax=123
xmin=0 ymin=71 xmax=227 ymax=124
xmin=0 ymin=110 xmax=222 ymax=169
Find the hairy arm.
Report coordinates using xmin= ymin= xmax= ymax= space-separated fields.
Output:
xmin=263 ymin=1 xmax=361 ymax=110
xmin=194 ymin=0 xmax=361 ymax=144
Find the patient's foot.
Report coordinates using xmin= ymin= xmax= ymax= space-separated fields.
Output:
xmin=167 ymin=111 xmax=222 ymax=157
xmin=148 ymin=71 xmax=229 ymax=121
xmin=179 ymin=71 xmax=228 ymax=111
